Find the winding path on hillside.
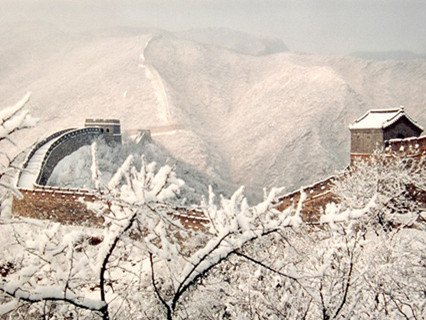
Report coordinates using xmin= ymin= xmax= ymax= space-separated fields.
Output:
xmin=139 ymin=35 xmax=173 ymax=125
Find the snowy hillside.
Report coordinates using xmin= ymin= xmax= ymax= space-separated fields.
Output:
xmin=351 ymin=51 xmax=426 ymax=61
xmin=47 ymin=138 xmax=233 ymax=204
xmin=175 ymin=28 xmax=289 ymax=56
xmin=1 ymin=26 xmax=425 ymax=201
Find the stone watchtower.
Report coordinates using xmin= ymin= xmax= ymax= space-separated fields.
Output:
xmin=85 ymin=119 xmax=122 ymax=144
xmin=349 ymin=108 xmax=423 ymax=157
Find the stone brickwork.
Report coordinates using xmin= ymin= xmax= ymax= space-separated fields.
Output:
xmin=13 ymin=188 xmax=103 ymax=226
xmin=387 ymin=135 xmax=426 ymax=157
xmin=20 ymin=129 xmax=75 ymax=172
xmin=19 ymin=120 xmax=123 ymax=188
xmin=275 ymin=176 xmax=336 ymax=222
xmin=12 ymin=109 xmax=425 ymax=230
xmin=278 ymin=136 xmax=426 ymax=221
xmin=37 ymin=128 xmax=103 ymax=185
xmin=350 ymin=111 xmax=423 ymax=157
xmin=85 ymin=119 xmax=122 ymax=144
xmin=351 ymin=135 xmax=426 ymax=162
xmin=171 ymin=208 xmax=209 ymax=231
xmin=13 ymin=187 xmax=209 ymax=230
xmin=350 ymin=128 xmax=383 ymax=155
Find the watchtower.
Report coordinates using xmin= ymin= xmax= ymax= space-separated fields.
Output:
xmin=349 ymin=107 xmax=423 ymax=157
xmin=85 ymin=119 xmax=122 ymax=144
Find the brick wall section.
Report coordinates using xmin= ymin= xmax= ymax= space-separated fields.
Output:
xmin=13 ymin=189 xmax=104 ymax=226
xmin=387 ymin=135 xmax=426 ymax=156
xmin=350 ymin=128 xmax=383 ymax=154
xmin=275 ymin=177 xmax=336 ymax=222
xmin=12 ymin=188 xmax=209 ymax=230
xmin=12 ymin=137 xmax=425 ymax=229
xmin=351 ymin=135 xmax=426 ymax=161
xmin=38 ymin=129 xmax=103 ymax=185
xmin=172 ymin=208 xmax=209 ymax=231
xmin=277 ymin=138 xmax=426 ymax=221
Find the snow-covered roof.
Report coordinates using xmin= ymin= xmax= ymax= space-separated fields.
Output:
xmin=349 ymin=107 xmax=424 ymax=131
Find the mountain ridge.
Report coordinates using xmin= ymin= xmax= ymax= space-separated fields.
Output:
xmin=1 ymin=27 xmax=425 ymax=200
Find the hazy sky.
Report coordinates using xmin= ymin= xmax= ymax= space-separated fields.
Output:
xmin=2 ymin=0 xmax=426 ymax=54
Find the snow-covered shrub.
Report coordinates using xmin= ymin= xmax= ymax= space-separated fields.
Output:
xmin=0 ymin=93 xmax=37 ymax=217
xmin=324 ymin=151 xmax=425 ymax=228
xmin=0 ymin=140 xmax=305 ymax=319
xmin=1 ymin=115 xmax=424 ymax=319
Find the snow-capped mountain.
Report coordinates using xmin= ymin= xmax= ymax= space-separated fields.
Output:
xmin=175 ymin=28 xmax=289 ymax=56
xmin=1 ymin=26 xmax=425 ymax=201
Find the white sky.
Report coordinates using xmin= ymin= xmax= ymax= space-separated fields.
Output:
xmin=2 ymin=0 xmax=426 ymax=54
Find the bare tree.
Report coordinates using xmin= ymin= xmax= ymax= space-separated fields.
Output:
xmin=1 ymin=108 xmax=424 ymax=320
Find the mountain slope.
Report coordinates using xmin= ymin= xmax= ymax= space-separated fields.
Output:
xmin=1 ymin=28 xmax=425 ymax=201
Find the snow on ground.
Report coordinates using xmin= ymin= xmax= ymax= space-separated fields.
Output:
xmin=1 ymin=25 xmax=425 ymax=200
xmin=48 ymin=138 xmax=233 ymax=204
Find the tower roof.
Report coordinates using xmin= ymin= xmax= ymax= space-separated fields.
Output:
xmin=349 ymin=107 xmax=423 ymax=131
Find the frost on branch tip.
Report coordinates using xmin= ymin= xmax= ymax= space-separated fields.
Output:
xmin=90 ymin=146 xmax=185 ymax=205
xmin=0 ymin=93 xmax=38 ymax=140
xmin=0 ymin=93 xmax=38 ymax=217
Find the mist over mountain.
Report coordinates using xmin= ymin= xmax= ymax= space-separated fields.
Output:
xmin=176 ymin=28 xmax=289 ymax=56
xmin=351 ymin=51 xmax=426 ymax=61
xmin=1 ymin=26 xmax=425 ymax=201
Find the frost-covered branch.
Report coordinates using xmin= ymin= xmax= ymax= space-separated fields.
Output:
xmin=0 ymin=93 xmax=38 ymax=217
xmin=1 ymin=136 xmax=424 ymax=319
xmin=0 ymin=93 xmax=37 ymax=142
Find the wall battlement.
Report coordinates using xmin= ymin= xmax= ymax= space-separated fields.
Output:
xmin=351 ymin=135 xmax=426 ymax=161
xmin=85 ymin=118 xmax=122 ymax=144
xmin=278 ymin=136 xmax=426 ymax=221
xmin=12 ymin=111 xmax=426 ymax=229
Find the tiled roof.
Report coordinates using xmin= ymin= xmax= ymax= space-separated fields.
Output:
xmin=349 ymin=107 xmax=423 ymax=131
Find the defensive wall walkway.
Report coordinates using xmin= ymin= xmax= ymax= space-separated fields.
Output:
xmin=12 ymin=135 xmax=426 ymax=229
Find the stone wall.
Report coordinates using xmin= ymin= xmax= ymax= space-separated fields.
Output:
xmin=387 ymin=135 xmax=426 ymax=156
xmin=13 ymin=134 xmax=426 ymax=230
xmin=278 ymin=136 xmax=426 ymax=220
xmin=13 ymin=188 xmax=103 ymax=226
xmin=350 ymin=128 xmax=383 ymax=155
xmin=12 ymin=187 xmax=208 ymax=230
xmin=19 ymin=129 xmax=75 ymax=177
xmin=275 ymin=176 xmax=336 ymax=222
xmin=85 ymin=119 xmax=122 ymax=144
xmin=38 ymin=129 xmax=102 ymax=185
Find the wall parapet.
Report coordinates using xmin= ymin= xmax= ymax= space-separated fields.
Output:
xmin=17 ymin=128 xmax=76 ymax=184
xmin=13 ymin=187 xmax=209 ymax=230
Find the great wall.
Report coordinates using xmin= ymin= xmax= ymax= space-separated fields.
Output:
xmin=13 ymin=185 xmax=210 ymax=230
xmin=275 ymin=135 xmax=426 ymax=222
xmin=11 ymin=108 xmax=426 ymax=229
